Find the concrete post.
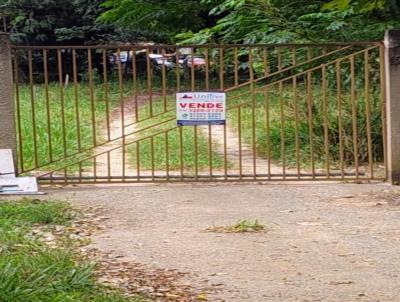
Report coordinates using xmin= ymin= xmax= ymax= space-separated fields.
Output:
xmin=385 ymin=30 xmax=400 ymax=184
xmin=0 ymin=33 xmax=17 ymax=166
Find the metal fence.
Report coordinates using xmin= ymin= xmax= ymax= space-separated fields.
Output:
xmin=11 ymin=42 xmax=386 ymax=183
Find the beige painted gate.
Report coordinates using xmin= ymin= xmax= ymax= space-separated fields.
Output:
xmin=12 ymin=42 xmax=386 ymax=183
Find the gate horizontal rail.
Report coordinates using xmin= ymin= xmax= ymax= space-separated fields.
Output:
xmin=12 ymin=41 xmax=381 ymax=49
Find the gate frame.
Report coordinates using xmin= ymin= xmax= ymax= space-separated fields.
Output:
xmin=1 ymin=31 xmax=399 ymax=184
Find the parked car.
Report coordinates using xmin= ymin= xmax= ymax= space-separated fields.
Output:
xmin=183 ymin=55 xmax=206 ymax=70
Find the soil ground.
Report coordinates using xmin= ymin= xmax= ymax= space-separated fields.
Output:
xmin=12 ymin=182 xmax=400 ymax=302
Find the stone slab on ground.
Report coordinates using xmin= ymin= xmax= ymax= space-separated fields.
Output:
xmin=0 ymin=149 xmax=39 ymax=194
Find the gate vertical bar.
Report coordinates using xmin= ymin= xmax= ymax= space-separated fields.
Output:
xmin=0 ymin=33 xmax=17 ymax=167
xmin=350 ymin=56 xmax=359 ymax=179
xmin=57 ymin=49 xmax=67 ymax=158
xmin=364 ymin=50 xmax=373 ymax=178
xmin=205 ymin=48 xmax=213 ymax=179
xmin=220 ymin=47 xmax=228 ymax=179
xmin=43 ymin=50 xmax=53 ymax=161
xmin=14 ymin=50 xmax=23 ymax=172
xmin=249 ymin=48 xmax=257 ymax=179
xmin=336 ymin=61 xmax=345 ymax=179
xmin=28 ymin=50 xmax=38 ymax=167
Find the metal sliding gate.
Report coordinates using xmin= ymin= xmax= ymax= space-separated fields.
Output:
xmin=12 ymin=42 xmax=387 ymax=183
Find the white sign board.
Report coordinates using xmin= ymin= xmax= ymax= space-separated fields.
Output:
xmin=176 ymin=92 xmax=226 ymax=126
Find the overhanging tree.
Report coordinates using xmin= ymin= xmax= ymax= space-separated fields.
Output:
xmin=177 ymin=0 xmax=400 ymax=44
xmin=98 ymin=0 xmax=216 ymax=42
xmin=0 ymin=0 xmax=143 ymax=45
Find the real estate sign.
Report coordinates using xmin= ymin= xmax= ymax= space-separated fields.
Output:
xmin=176 ymin=92 xmax=226 ymax=126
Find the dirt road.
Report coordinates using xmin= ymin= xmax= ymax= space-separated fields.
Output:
xmin=35 ymin=183 xmax=400 ymax=301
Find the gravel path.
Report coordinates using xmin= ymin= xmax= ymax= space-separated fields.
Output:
xmin=198 ymin=124 xmax=283 ymax=175
xmin=94 ymin=99 xmax=138 ymax=177
xmin=37 ymin=182 xmax=400 ymax=302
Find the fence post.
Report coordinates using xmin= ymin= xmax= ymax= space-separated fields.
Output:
xmin=385 ymin=30 xmax=400 ymax=184
xmin=0 ymin=33 xmax=17 ymax=167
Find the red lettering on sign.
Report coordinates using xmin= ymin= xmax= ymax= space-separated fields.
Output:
xmin=181 ymin=103 xmax=225 ymax=109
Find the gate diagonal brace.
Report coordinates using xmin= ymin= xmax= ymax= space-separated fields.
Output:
xmin=0 ymin=149 xmax=42 ymax=195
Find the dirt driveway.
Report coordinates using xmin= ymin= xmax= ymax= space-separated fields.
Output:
xmin=39 ymin=182 xmax=400 ymax=301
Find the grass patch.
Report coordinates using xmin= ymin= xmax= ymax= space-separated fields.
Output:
xmin=206 ymin=219 xmax=266 ymax=233
xmin=18 ymin=82 xmax=125 ymax=172
xmin=19 ymin=66 xmax=384 ymax=175
xmin=227 ymin=79 xmax=384 ymax=169
xmin=0 ymin=199 xmax=73 ymax=226
xmin=18 ymin=79 xmax=225 ymax=174
xmin=0 ymin=198 xmax=143 ymax=302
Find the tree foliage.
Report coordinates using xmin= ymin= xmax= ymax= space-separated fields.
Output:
xmin=98 ymin=0 xmax=215 ymax=42
xmin=0 ymin=0 xmax=142 ymax=45
xmin=324 ymin=0 xmax=398 ymax=12
xmin=2 ymin=0 xmax=400 ymax=45
xmin=177 ymin=0 xmax=400 ymax=44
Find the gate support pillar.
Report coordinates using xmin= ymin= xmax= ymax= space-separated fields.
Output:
xmin=385 ymin=30 xmax=400 ymax=184
xmin=0 ymin=33 xmax=17 ymax=166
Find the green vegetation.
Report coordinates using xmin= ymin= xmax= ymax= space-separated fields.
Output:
xmin=18 ymin=82 xmax=121 ymax=171
xmin=0 ymin=198 xmax=142 ymax=302
xmin=226 ymin=80 xmax=383 ymax=169
xmin=18 ymin=69 xmax=384 ymax=174
xmin=18 ymin=79 xmax=224 ymax=173
xmin=231 ymin=219 xmax=265 ymax=233
xmin=4 ymin=0 xmax=399 ymax=45
xmin=99 ymin=0 xmax=399 ymax=44
xmin=99 ymin=0 xmax=214 ymax=41
xmin=178 ymin=0 xmax=400 ymax=44
xmin=0 ymin=0 xmax=141 ymax=45
xmin=5 ymin=0 xmax=389 ymax=174
xmin=206 ymin=219 xmax=266 ymax=233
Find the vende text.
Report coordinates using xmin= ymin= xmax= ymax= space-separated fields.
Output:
xmin=179 ymin=103 xmax=223 ymax=109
